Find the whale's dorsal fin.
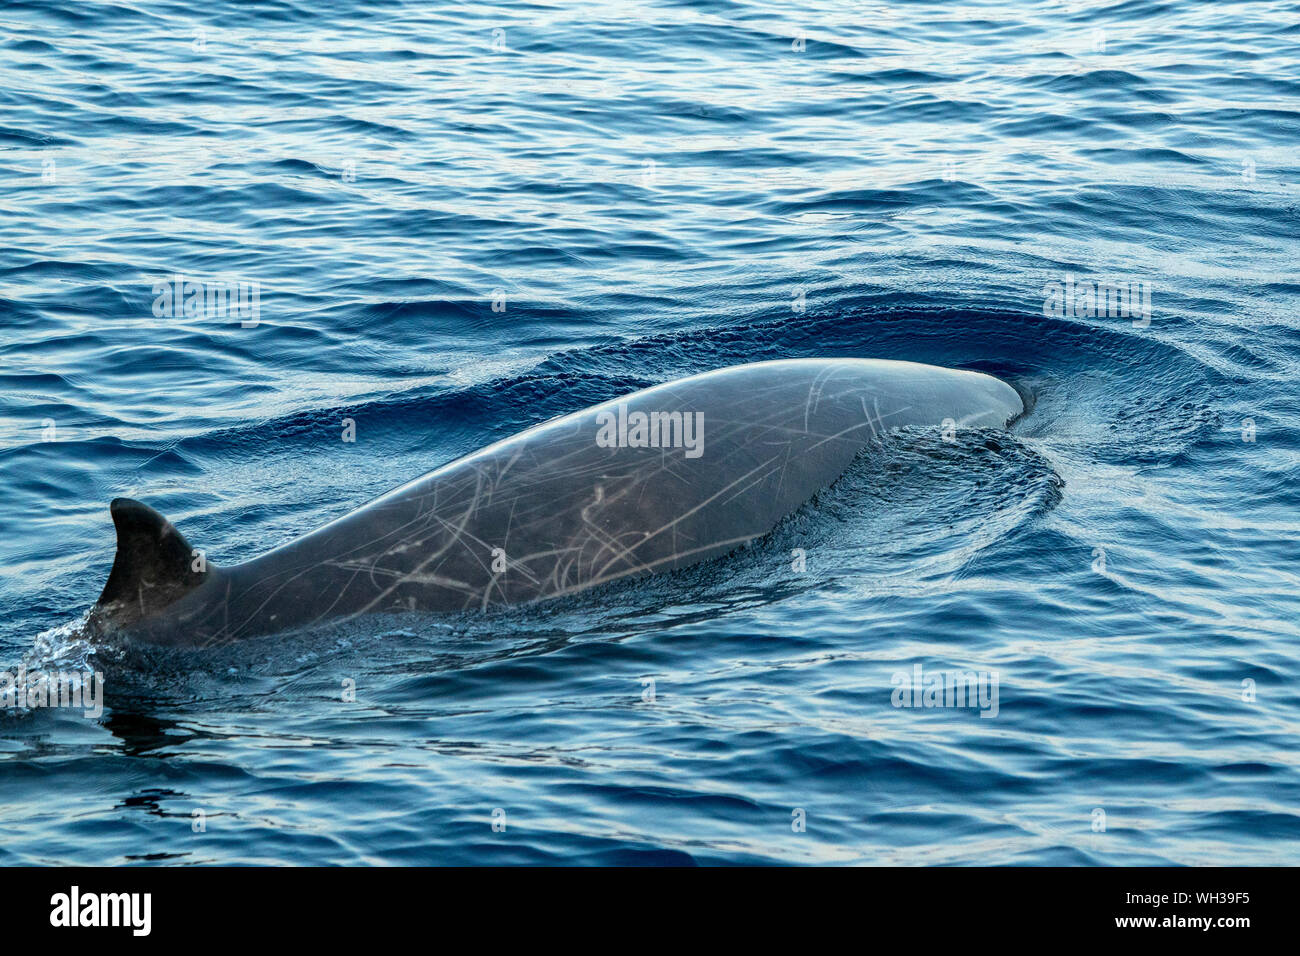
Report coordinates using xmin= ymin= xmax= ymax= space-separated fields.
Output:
xmin=94 ymin=498 xmax=210 ymax=629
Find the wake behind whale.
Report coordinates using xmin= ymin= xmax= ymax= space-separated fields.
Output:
xmin=89 ymin=358 xmax=1023 ymax=647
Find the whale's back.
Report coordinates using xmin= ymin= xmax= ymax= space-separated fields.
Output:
xmin=98 ymin=359 xmax=1022 ymax=644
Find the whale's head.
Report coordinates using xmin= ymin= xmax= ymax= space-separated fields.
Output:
xmin=937 ymin=365 xmax=1025 ymax=429
xmin=804 ymin=358 xmax=1025 ymax=434
xmin=89 ymin=498 xmax=213 ymax=635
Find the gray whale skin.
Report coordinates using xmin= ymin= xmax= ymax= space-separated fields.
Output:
xmin=90 ymin=358 xmax=1022 ymax=646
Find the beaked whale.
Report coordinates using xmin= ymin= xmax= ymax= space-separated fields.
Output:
xmin=89 ymin=358 xmax=1023 ymax=647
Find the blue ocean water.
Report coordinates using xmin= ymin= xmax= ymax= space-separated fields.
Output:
xmin=2 ymin=0 xmax=1299 ymax=865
